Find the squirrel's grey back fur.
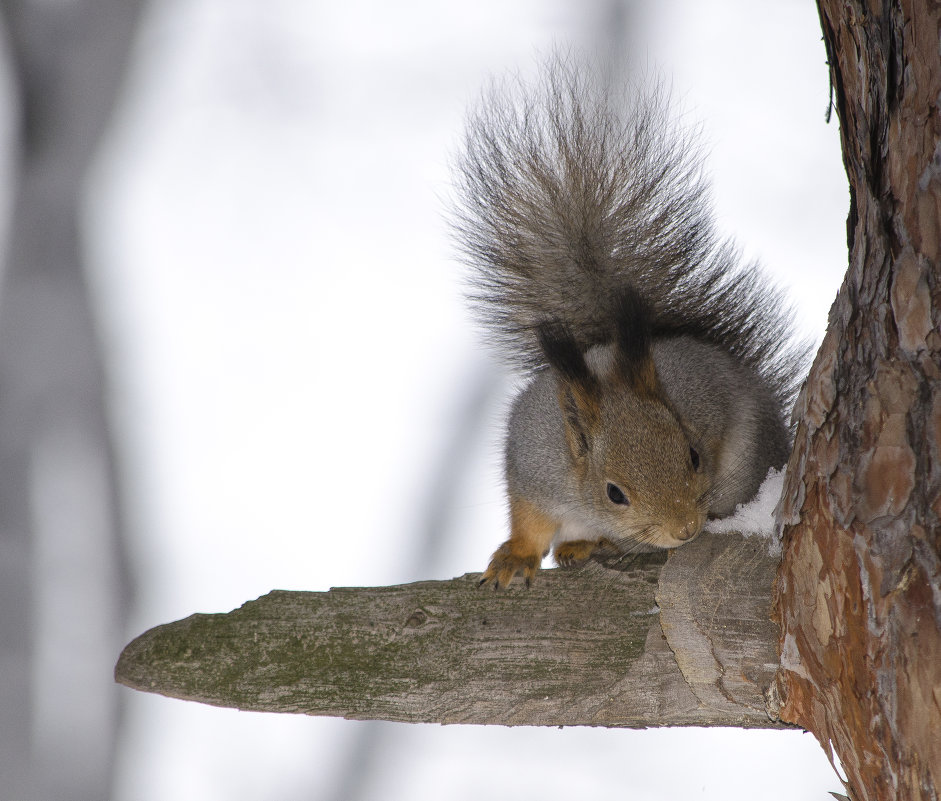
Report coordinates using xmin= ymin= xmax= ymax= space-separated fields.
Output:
xmin=451 ymin=56 xmax=808 ymax=416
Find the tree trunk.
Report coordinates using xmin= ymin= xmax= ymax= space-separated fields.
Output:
xmin=774 ymin=1 xmax=941 ymax=800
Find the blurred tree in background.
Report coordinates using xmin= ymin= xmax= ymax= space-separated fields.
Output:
xmin=0 ymin=2 xmax=144 ymax=798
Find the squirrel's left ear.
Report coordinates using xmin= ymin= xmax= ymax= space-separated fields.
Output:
xmin=612 ymin=287 xmax=661 ymax=398
xmin=537 ymin=321 xmax=600 ymax=460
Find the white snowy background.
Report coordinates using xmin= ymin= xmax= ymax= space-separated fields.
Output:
xmin=68 ymin=0 xmax=847 ymax=798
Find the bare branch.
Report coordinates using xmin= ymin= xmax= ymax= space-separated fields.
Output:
xmin=116 ymin=533 xmax=792 ymax=729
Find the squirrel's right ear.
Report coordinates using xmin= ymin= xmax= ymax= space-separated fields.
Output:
xmin=537 ymin=321 xmax=600 ymax=460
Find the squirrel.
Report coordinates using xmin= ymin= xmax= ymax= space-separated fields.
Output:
xmin=451 ymin=57 xmax=807 ymax=589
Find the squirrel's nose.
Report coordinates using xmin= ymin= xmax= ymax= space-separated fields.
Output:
xmin=676 ymin=522 xmax=700 ymax=542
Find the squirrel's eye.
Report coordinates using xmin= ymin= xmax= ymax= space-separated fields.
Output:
xmin=690 ymin=447 xmax=701 ymax=471
xmin=606 ymin=482 xmax=629 ymax=505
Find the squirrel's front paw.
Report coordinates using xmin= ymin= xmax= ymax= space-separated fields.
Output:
xmin=478 ymin=542 xmax=542 ymax=589
xmin=553 ymin=537 xmax=614 ymax=568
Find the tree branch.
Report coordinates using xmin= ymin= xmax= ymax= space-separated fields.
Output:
xmin=116 ymin=532 xmax=792 ymax=729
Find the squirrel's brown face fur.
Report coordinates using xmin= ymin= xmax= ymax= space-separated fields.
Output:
xmin=555 ymin=370 xmax=709 ymax=549
xmin=591 ymin=389 xmax=708 ymax=548
xmin=546 ymin=320 xmax=711 ymax=550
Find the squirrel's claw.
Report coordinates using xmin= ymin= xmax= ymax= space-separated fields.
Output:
xmin=478 ymin=543 xmax=540 ymax=589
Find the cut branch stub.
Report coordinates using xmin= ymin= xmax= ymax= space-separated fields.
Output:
xmin=116 ymin=533 xmax=792 ymax=729
xmin=657 ymin=532 xmax=785 ymax=722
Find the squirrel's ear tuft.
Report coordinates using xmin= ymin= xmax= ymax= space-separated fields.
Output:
xmin=537 ymin=321 xmax=594 ymax=387
xmin=537 ymin=321 xmax=599 ymax=459
xmin=612 ymin=287 xmax=660 ymax=396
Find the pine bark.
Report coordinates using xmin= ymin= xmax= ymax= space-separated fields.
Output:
xmin=774 ymin=2 xmax=941 ymax=799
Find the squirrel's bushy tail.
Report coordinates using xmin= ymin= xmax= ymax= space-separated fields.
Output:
xmin=451 ymin=55 xmax=808 ymax=412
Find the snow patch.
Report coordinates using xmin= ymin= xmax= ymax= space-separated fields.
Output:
xmin=704 ymin=467 xmax=786 ymax=555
